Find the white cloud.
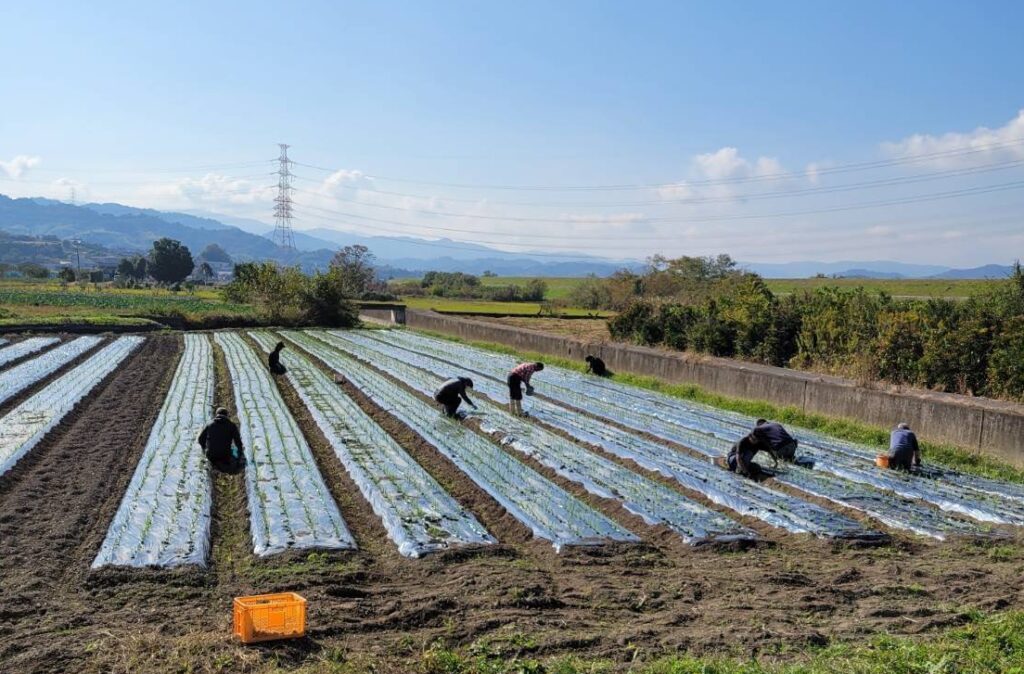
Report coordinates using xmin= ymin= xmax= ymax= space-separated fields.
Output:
xmin=881 ymin=109 xmax=1024 ymax=167
xmin=136 ymin=173 xmax=275 ymax=208
xmin=866 ymin=225 xmax=893 ymax=236
xmin=0 ymin=155 xmax=41 ymax=179
xmin=657 ymin=147 xmax=790 ymax=201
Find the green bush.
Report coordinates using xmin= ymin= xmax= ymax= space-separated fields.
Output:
xmin=606 ymin=262 xmax=1024 ymax=401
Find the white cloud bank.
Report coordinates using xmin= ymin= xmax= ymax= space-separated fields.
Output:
xmin=0 ymin=155 xmax=41 ymax=179
xmin=881 ymin=109 xmax=1024 ymax=167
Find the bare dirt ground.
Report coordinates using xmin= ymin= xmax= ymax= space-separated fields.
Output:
xmin=1 ymin=332 xmax=1023 ymax=674
xmin=475 ymin=317 xmax=612 ymax=343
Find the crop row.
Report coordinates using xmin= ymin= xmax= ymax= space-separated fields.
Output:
xmin=93 ymin=334 xmax=215 ymax=568
xmin=0 ymin=337 xmax=60 ymax=368
xmin=0 ymin=336 xmax=103 ymax=407
xmin=215 ymin=332 xmax=355 ymax=556
xmin=0 ymin=336 xmax=144 ymax=478
xmin=374 ymin=330 xmax=1012 ymax=537
xmin=323 ymin=330 xmax=755 ymax=544
xmin=342 ymin=331 xmax=879 ymax=539
xmin=0 ymin=289 xmax=252 ymax=314
xmin=247 ymin=331 xmax=496 ymax=557
xmin=285 ymin=330 xmax=638 ymax=550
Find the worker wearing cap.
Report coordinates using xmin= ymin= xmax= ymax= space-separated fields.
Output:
xmin=887 ymin=422 xmax=921 ymax=471
xmin=198 ymin=407 xmax=245 ymax=472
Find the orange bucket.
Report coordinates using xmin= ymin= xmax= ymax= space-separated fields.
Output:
xmin=233 ymin=592 xmax=307 ymax=644
xmin=875 ymin=454 xmax=890 ymax=469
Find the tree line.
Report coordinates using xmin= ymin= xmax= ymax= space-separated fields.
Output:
xmin=571 ymin=255 xmax=1024 ymax=402
xmin=391 ymin=271 xmax=547 ymax=302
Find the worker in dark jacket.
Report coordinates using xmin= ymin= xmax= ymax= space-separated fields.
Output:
xmin=198 ymin=407 xmax=245 ymax=473
xmin=268 ymin=341 xmax=286 ymax=375
xmin=751 ymin=419 xmax=798 ymax=462
xmin=434 ymin=377 xmax=477 ymax=418
xmin=887 ymin=422 xmax=921 ymax=471
xmin=726 ymin=433 xmax=767 ymax=478
xmin=584 ymin=355 xmax=608 ymax=377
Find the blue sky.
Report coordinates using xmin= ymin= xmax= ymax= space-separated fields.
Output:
xmin=1 ymin=0 xmax=1023 ymax=265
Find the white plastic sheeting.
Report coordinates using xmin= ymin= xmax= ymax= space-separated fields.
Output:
xmin=0 ymin=336 xmax=102 ymax=407
xmin=323 ymin=331 xmax=756 ymax=545
xmin=383 ymin=330 xmax=1024 ymax=528
xmin=360 ymin=333 xmax=991 ymax=536
xmin=339 ymin=331 xmax=892 ymax=538
xmin=215 ymin=332 xmax=355 ymax=556
xmin=93 ymin=334 xmax=214 ymax=568
xmin=248 ymin=331 xmax=495 ymax=557
xmin=0 ymin=336 xmax=144 ymax=479
xmin=0 ymin=337 xmax=60 ymax=368
xmin=285 ymin=330 xmax=638 ymax=550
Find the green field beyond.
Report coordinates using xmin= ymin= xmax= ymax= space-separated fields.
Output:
xmin=477 ymin=276 xmax=996 ymax=299
xmin=0 ymin=280 xmax=254 ymax=326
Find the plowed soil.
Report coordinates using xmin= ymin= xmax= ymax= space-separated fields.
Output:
xmin=1 ymin=332 xmax=1023 ymax=674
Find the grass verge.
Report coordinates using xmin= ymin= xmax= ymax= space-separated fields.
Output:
xmin=408 ymin=328 xmax=1024 ymax=484
xmin=245 ymin=609 xmax=1023 ymax=673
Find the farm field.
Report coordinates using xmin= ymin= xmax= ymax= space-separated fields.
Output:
xmin=440 ymin=276 xmax=1001 ymax=304
xmin=1 ymin=329 xmax=1024 ymax=673
xmin=0 ymin=279 xmax=254 ymax=328
xmin=400 ymin=295 xmax=612 ymax=317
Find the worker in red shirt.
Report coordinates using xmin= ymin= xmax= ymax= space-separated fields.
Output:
xmin=507 ymin=361 xmax=544 ymax=417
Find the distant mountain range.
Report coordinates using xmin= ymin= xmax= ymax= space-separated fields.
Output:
xmin=0 ymin=195 xmax=637 ymax=276
xmin=0 ymin=194 xmax=1014 ymax=279
xmin=741 ymin=260 xmax=1016 ymax=280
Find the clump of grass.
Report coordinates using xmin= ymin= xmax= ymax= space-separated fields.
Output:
xmin=408 ymin=328 xmax=1024 ymax=484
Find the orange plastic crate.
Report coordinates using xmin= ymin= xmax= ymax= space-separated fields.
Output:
xmin=233 ymin=592 xmax=307 ymax=644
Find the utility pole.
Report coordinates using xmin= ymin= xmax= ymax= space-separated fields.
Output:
xmin=73 ymin=239 xmax=81 ymax=278
xmin=69 ymin=186 xmax=76 ymax=205
xmin=272 ymin=143 xmax=296 ymax=251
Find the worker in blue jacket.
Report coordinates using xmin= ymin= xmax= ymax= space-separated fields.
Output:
xmin=887 ymin=422 xmax=921 ymax=470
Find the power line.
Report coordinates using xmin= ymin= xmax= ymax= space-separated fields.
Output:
xmin=290 ymin=202 xmax=1024 ymax=249
xmin=289 ymin=178 xmax=1024 ymax=228
xmin=0 ymin=172 xmax=276 ymax=186
xmin=27 ymin=160 xmax=275 ymax=174
xmin=292 ymin=137 xmax=1024 ymax=191
xmin=290 ymin=158 xmax=1024 ymax=217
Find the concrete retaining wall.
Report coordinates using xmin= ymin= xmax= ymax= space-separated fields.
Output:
xmin=358 ymin=303 xmax=407 ymax=325
xmin=406 ymin=309 xmax=1024 ymax=465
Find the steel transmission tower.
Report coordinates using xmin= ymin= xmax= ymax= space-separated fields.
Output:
xmin=272 ymin=143 xmax=296 ymax=251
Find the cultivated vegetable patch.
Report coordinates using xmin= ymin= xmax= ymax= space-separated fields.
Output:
xmin=286 ymin=330 xmax=638 ymax=550
xmin=0 ymin=336 xmax=60 ymax=368
xmin=0 ymin=336 xmax=144 ymax=479
xmin=379 ymin=330 xmax=1024 ymax=534
xmin=248 ymin=330 xmax=495 ymax=557
xmin=324 ymin=331 xmax=755 ymax=545
xmin=93 ymin=334 xmax=215 ymax=568
xmin=0 ymin=335 xmax=102 ymax=407
xmin=345 ymin=332 xmax=878 ymax=537
xmin=215 ymin=332 xmax=355 ymax=556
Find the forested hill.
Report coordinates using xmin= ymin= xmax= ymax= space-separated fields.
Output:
xmin=0 ymin=195 xmax=334 ymax=270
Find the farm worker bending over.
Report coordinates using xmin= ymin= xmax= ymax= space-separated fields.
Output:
xmin=507 ymin=361 xmax=544 ymax=417
xmin=198 ymin=407 xmax=245 ymax=473
xmin=584 ymin=355 xmax=608 ymax=376
xmin=434 ymin=376 xmax=477 ymax=419
xmin=887 ymin=422 xmax=921 ymax=471
xmin=751 ymin=419 xmax=798 ymax=462
xmin=268 ymin=341 xmax=287 ymax=375
xmin=726 ymin=433 xmax=767 ymax=479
